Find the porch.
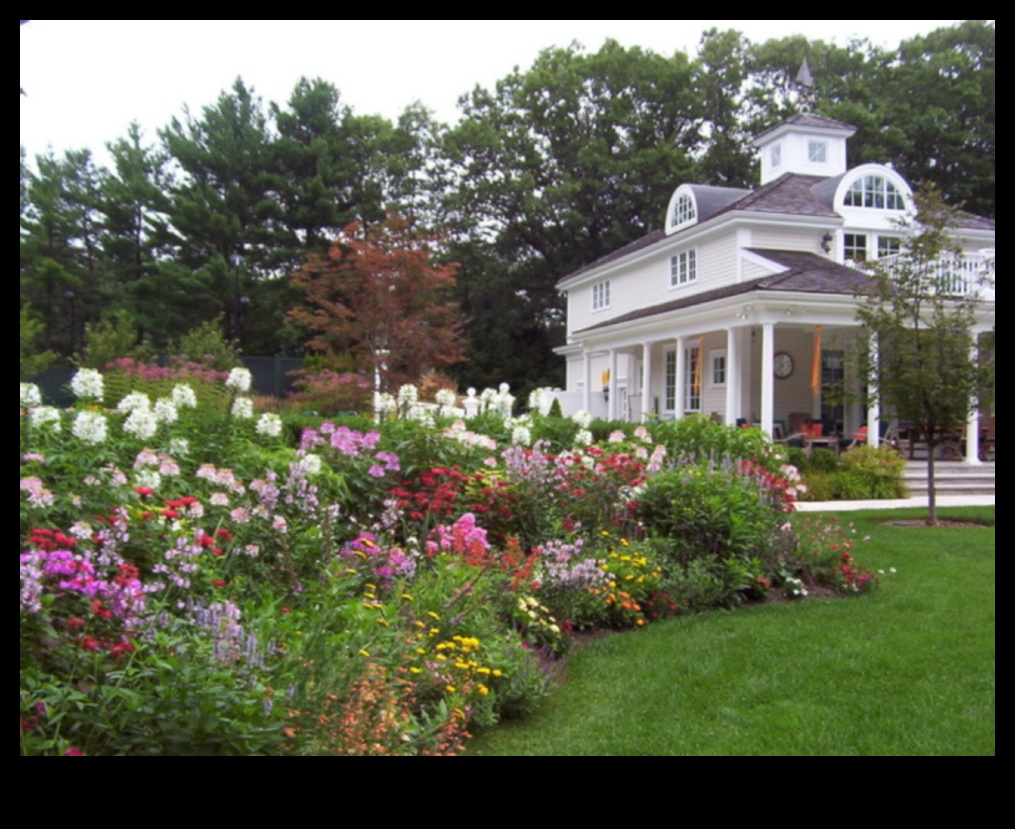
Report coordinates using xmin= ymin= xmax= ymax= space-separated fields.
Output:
xmin=557 ymin=317 xmax=992 ymax=467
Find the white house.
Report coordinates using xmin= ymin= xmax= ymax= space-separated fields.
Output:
xmin=553 ymin=114 xmax=995 ymax=462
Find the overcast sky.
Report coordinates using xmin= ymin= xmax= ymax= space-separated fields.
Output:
xmin=21 ymin=19 xmax=962 ymax=166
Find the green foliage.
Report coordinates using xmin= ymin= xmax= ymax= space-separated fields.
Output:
xmin=840 ymin=445 xmax=907 ymax=499
xmin=648 ymin=413 xmax=784 ymax=467
xmin=76 ymin=310 xmax=151 ymax=369
xmin=638 ymin=466 xmax=785 ymax=567
xmin=529 ymin=413 xmax=580 ymax=454
xmin=806 ymin=447 xmax=840 ymax=473
xmin=173 ymin=316 xmax=242 ymax=370
xmin=21 ymin=611 xmax=283 ymax=757
xmin=19 ymin=305 xmax=58 ymax=380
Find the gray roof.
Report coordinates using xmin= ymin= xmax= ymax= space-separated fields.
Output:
xmin=952 ymin=210 xmax=996 ymax=231
xmin=754 ymin=113 xmax=858 ymax=142
xmin=574 ymin=250 xmax=873 ymax=335
xmin=725 ymin=174 xmax=839 ymax=218
xmin=687 ymin=184 xmax=751 ymax=222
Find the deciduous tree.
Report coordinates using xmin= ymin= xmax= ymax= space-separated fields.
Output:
xmin=856 ymin=184 xmax=994 ymax=523
xmin=288 ymin=216 xmax=465 ymax=392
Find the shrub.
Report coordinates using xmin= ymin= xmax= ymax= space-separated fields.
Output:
xmin=173 ymin=316 xmax=241 ymax=371
xmin=638 ymin=461 xmax=793 ymax=567
xmin=286 ymin=368 xmax=372 ymax=415
xmin=840 ymin=445 xmax=907 ymax=499
xmin=20 ymin=305 xmax=58 ymax=381
xmin=648 ymin=414 xmax=784 ymax=468
xmin=806 ymin=447 xmax=840 ymax=473
xmin=77 ymin=311 xmax=151 ymax=369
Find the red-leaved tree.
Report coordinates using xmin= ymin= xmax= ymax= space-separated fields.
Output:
xmin=289 ymin=216 xmax=466 ymax=392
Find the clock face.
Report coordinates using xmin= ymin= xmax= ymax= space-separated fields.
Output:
xmin=774 ymin=351 xmax=794 ymax=379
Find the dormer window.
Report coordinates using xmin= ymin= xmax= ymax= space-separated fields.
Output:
xmin=771 ymin=143 xmax=782 ymax=168
xmin=671 ymin=193 xmax=696 ymax=228
xmin=665 ymin=185 xmax=699 ymax=234
xmin=808 ymin=140 xmax=827 ymax=163
xmin=844 ymin=174 xmax=905 ymax=210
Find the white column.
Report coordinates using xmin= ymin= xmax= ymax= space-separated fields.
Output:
xmin=725 ymin=327 xmax=739 ymax=426
xmin=582 ymin=349 xmax=591 ymax=414
xmin=867 ymin=334 xmax=880 ymax=446
xmin=674 ymin=336 xmax=685 ymax=419
xmin=760 ymin=322 xmax=775 ymax=436
xmin=740 ymin=327 xmax=752 ymax=425
xmin=607 ymin=348 xmax=618 ymax=421
xmin=966 ymin=341 xmax=982 ymax=465
xmin=642 ymin=341 xmax=653 ymax=422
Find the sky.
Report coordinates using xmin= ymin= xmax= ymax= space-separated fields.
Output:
xmin=21 ymin=19 xmax=963 ymax=167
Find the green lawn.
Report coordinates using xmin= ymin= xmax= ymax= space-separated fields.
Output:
xmin=470 ymin=508 xmax=995 ymax=756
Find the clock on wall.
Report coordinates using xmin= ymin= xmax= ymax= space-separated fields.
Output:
xmin=773 ymin=351 xmax=795 ymax=379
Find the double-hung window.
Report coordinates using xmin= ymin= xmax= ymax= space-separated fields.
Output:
xmin=670 ymin=249 xmax=697 ymax=287
xmin=592 ymin=280 xmax=610 ymax=311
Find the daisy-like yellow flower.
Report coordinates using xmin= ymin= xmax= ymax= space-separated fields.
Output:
xmin=477 ymin=684 xmax=489 ymax=696
xmin=445 ymin=684 xmax=457 ymax=694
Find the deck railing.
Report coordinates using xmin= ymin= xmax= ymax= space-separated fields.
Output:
xmin=878 ymin=251 xmax=995 ymax=299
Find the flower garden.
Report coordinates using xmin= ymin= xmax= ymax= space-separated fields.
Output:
xmin=20 ymin=366 xmax=879 ymax=756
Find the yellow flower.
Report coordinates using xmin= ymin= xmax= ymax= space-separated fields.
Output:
xmin=401 ymin=593 xmax=414 ymax=602
xmin=492 ymin=669 xmax=503 ymax=678
xmin=477 ymin=667 xmax=491 ymax=675
xmin=445 ymin=685 xmax=457 ymax=694
xmin=477 ymin=684 xmax=490 ymax=696
xmin=427 ymin=611 xmax=441 ymax=620
xmin=409 ymin=667 xmax=422 ymax=674
xmin=375 ymin=619 xmax=389 ymax=627
xmin=358 ymin=649 xmax=371 ymax=658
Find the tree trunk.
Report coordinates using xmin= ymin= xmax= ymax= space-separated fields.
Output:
xmin=926 ymin=441 xmax=938 ymax=525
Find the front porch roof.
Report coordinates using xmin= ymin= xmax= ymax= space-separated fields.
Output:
xmin=573 ymin=250 xmax=872 ymax=336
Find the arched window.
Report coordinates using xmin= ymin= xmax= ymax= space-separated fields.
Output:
xmin=671 ymin=192 xmax=696 ymax=228
xmin=843 ymin=174 xmax=905 ymax=210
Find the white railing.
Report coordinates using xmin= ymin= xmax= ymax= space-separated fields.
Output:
xmin=879 ymin=252 xmax=995 ymax=299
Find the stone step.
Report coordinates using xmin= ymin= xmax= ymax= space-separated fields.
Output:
xmin=903 ymin=462 xmax=994 ymax=496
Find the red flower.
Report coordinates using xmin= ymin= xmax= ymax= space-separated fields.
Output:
xmin=135 ymin=487 xmax=154 ymax=498
xmin=212 ymin=579 xmax=227 ymax=588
